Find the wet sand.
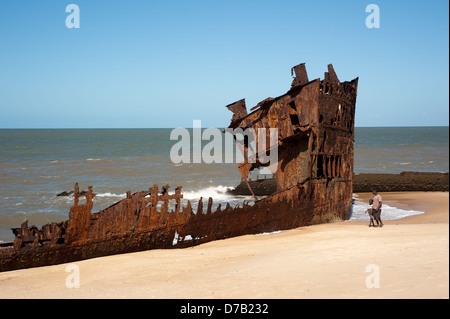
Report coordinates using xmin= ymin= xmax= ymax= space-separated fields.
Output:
xmin=0 ymin=192 xmax=448 ymax=299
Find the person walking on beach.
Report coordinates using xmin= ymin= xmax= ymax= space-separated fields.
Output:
xmin=372 ymin=189 xmax=383 ymax=227
xmin=365 ymin=199 xmax=376 ymax=227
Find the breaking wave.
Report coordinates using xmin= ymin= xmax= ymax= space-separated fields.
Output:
xmin=95 ymin=192 xmax=127 ymax=198
xmin=182 ymin=185 xmax=236 ymax=201
xmin=351 ymin=194 xmax=424 ymax=221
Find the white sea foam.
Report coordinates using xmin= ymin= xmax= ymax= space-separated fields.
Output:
xmin=182 ymin=185 xmax=236 ymax=201
xmin=40 ymin=175 xmax=59 ymax=179
xmin=95 ymin=192 xmax=127 ymax=198
xmin=86 ymin=158 xmax=102 ymax=161
xmin=174 ymin=185 xmax=258 ymax=213
xmin=58 ymin=192 xmax=126 ymax=203
xmin=351 ymin=195 xmax=424 ymax=221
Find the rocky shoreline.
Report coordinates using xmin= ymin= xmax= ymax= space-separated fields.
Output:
xmin=228 ymin=172 xmax=449 ymax=196
xmin=352 ymin=172 xmax=449 ymax=192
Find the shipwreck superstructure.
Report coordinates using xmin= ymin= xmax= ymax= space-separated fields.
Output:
xmin=0 ymin=63 xmax=358 ymax=272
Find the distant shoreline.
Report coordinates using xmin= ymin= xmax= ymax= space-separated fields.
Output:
xmin=352 ymin=171 xmax=449 ymax=192
xmin=228 ymin=171 xmax=450 ymax=196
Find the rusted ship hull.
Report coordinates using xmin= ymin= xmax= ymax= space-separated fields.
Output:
xmin=0 ymin=63 xmax=358 ymax=272
xmin=1 ymin=181 xmax=351 ymax=272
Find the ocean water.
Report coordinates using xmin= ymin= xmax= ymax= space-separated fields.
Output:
xmin=0 ymin=127 xmax=448 ymax=242
xmin=350 ymin=194 xmax=425 ymax=222
xmin=354 ymin=127 xmax=449 ymax=174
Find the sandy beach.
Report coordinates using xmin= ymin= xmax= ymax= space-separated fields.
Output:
xmin=0 ymin=191 xmax=447 ymax=299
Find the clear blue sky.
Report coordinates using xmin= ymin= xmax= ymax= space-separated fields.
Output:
xmin=0 ymin=0 xmax=448 ymax=128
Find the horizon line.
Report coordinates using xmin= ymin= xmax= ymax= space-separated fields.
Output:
xmin=0 ymin=125 xmax=448 ymax=130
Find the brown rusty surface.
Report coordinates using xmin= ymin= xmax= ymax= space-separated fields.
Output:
xmin=0 ymin=63 xmax=358 ymax=272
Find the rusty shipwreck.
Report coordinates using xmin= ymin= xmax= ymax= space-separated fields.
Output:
xmin=0 ymin=63 xmax=358 ymax=272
